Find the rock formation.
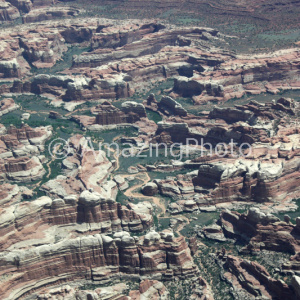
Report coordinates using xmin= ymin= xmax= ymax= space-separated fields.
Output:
xmin=6 ymin=0 xmax=31 ymax=13
xmin=0 ymin=123 xmax=52 ymax=158
xmin=93 ymin=101 xmax=128 ymax=125
xmin=72 ymin=102 xmax=149 ymax=129
xmin=194 ymin=157 xmax=300 ymax=203
xmin=173 ymin=49 xmax=300 ymax=104
xmin=0 ymin=7 xmax=299 ymax=300
xmin=0 ymin=230 xmax=198 ymax=299
xmin=22 ymin=7 xmax=80 ymax=23
xmin=158 ymin=96 xmax=187 ymax=116
xmin=121 ymin=101 xmax=147 ymax=118
xmin=0 ymin=58 xmax=21 ymax=78
xmin=0 ymin=98 xmax=19 ymax=116
xmin=129 ymin=279 xmax=169 ymax=299
xmin=217 ymin=252 xmax=297 ymax=300
xmin=0 ymin=193 xmax=153 ymax=252
xmin=0 ymin=124 xmax=52 ymax=182
xmin=42 ymin=134 xmax=116 ymax=197
xmin=0 ymin=155 xmax=45 ymax=182
xmin=0 ymin=0 xmax=19 ymax=23
xmin=148 ymin=97 xmax=300 ymax=205
xmin=142 ymin=182 xmax=158 ymax=196
xmin=219 ymin=208 xmax=300 ymax=255
xmin=0 ymin=182 xmax=31 ymax=205
xmin=34 ymin=280 xmax=169 ymax=300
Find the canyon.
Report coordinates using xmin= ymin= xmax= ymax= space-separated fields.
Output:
xmin=0 ymin=2 xmax=299 ymax=300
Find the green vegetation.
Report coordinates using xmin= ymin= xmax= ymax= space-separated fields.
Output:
xmin=166 ymin=279 xmax=197 ymax=299
xmin=0 ymin=113 xmax=23 ymax=127
xmin=158 ymin=217 xmax=171 ymax=231
xmin=180 ymin=212 xmax=219 ymax=237
xmin=79 ymin=278 xmax=139 ymax=291
xmin=116 ymin=190 xmax=128 ymax=206
xmin=146 ymin=109 xmax=162 ymax=123
xmin=194 ymin=244 xmax=234 ymax=300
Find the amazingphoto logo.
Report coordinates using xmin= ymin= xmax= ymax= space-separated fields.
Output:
xmin=49 ymin=137 xmax=252 ymax=161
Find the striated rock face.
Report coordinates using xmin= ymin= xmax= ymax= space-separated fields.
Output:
xmin=219 ymin=253 xmax=296 ymax=300
xmin=19 ymin=33 xmax=68 ymax=69
xmin=0 ymin=123 xmax=52 ymax=159
xmin=208 ymin=106 xmax=255 ymax=124
xmin=6 ymin=0 xmax=32 ymax=13
xmin=0 ymin=0 xmax=19 ymax=23
xmin=0 ymin=182 xmax=30 ymax=205
xmin=0 ymin=58 xmax=21 ymax=78
xmin=154 ymin=96 xmax=299 ymax=144
xmin=77 ymin=190 xmax=152 ymax=231
xmin=22 ymin=7 xmax=80 ymax=23
xmin=194 ymin=157 xmax=300 ymax=203
xmin=219 ymin=208 xmax=300 ymax=255
xmin=60 ymin=25 xmax=94 ymax=44
xmin=0 ymin=98 xmax=19 ymax=116
xmin=73 ymin=101 xmax=150 ymax=129
xmin=209 ymin=97 xmax=299 ymax=124
xmin=0 ymin=155 xmax=45 ymax=182
xmin=113 ymin=175 xmax=129 ymax=191
xmin=0 ymin=124 xmax=52 ymax=182
xmin=70 ymin=49 xmax=190 ymax=101
xmin=0 ymin=193 xmax=153 ymax=252
xmin=92 ymin=101 xmax=146 ymax=126
xmin=0 ymin=230 xmax=197 ymax=299
xmin=13 ymin=74 xmax=74 ymax=95
xmin=0 ymin=23 xmax=71 ymax=77
xmin=176 ymin=97 xmax=300 ymax=204
xmin=158 ymin=96 xmax=187 ymax=116
xmin=62 ymin=74 xmax=132 ymax=102
xmin=90 ymin=22 xmax=165 ymax=50
xmin=155 ymin=179 xmax=181 ymax=198
xmin=0 ymin=17 xmax=298 ymax=107
xmin=154 ymin=121 xmax=190 ymax=143
xmin=129 ymin=279 xmax=169 ymax=299
xmin=147 ymin=97 xmax=299 ymax=209
xmin=174 ymin=48 xmax=300 ymax=104
xmin=200 ymin=224 xmax=226 ymax=242
xmin=42 ymin=134 xmax=116 ymax=198
xmin=33 ymin=284 xmax=128 ymax=300
xmin=93 ymin=101 xmax=128 ymax=125
xmin=72 ymin=25 xmax=216 ymax=68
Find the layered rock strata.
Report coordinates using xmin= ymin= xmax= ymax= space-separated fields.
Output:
xmin=149 ymin=97 xmax=300 ymax=204
xmin=218 ymin=252 xmax=297 ymax=300
xmin=72 ymin=102 xmax=148 ymax=128
xmin=22 ymin=7 xmax=80 ymax=24
xmin=173 ymin=49 xmax=300 ymax=104
xmin=0 ymin=124 xmax=52 ymax=158
xmin=0 ymin=124 xmax=52 ymax=182
xmin=0 ymin=192 xmax=153 ymax=251
xmin=219 ymin=208 xmax=300 ymax=255
xmin=41 ymin=134 xmax=116 ymax=197
xmin=0 ymin=98 xmax=19 ymax=116
xmin=0 ymin=0 xmax=19 ymax=23
xmin=0 ymin=230 xmax=198 ymax=299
